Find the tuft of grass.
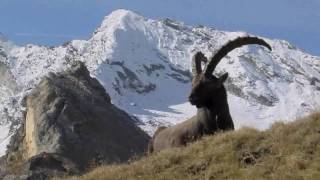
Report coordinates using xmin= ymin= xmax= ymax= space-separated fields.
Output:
xmin=69 ymin=112 xmax=320 ymax=180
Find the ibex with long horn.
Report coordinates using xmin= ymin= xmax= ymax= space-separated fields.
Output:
xmin=148 ymin=36 xmax=272 ymax=153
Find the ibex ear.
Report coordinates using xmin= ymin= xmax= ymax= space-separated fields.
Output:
xmin=192 ymin=52 xmax=208 ymax=76
xmin=219 ymin=73 xmax=228 ymax=83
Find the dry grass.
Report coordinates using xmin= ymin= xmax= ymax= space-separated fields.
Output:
xmin=69 ymin=112 xmax=320 ymax=180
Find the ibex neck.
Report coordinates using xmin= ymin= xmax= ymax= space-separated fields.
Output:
xmin=197 ymin=107 xmax=218 ymax=133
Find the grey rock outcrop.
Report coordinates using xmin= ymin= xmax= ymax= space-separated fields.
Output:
xmin=1 ymin=61 xmax=150 ymax=179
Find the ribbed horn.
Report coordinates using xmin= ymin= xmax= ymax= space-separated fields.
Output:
xmin=191 ymin=52 xmax=208 ymax=76
xmin=204 ymin=36 xmax=272 ymax=76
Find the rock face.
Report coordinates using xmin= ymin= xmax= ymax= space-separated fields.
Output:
xmin=1 ymin=62 xmax=150 ymax=179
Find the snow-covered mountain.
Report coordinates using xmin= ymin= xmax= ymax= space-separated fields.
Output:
xmin=1 ymin=9 xmax=320 ymax=156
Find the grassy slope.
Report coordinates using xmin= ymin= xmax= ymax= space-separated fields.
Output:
xmin=71 ymin=112 xmax=320 ymax=180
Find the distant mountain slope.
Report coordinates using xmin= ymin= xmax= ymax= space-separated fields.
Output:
xmin=0 ymin=9 xmax=320 ymax=155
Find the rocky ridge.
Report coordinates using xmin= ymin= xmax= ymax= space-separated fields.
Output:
xmin=0 ymin=62 xmax=150 ymax=179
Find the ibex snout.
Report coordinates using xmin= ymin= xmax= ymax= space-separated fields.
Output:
xmin=188 ymin=94 xmax=197 ymax=105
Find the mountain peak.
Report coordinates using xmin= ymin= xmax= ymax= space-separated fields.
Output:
xmin=99 ymin=9 xmax=145 ymax=30
xmin=108 ymin=9 xmax=140 ymax=18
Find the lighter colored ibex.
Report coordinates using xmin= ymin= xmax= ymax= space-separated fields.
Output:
xmin=148 ymin=36 xmax=272 ymax=153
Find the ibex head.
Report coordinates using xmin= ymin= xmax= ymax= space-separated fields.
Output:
xmin=189 ymin=36 xmax=272 ymax=108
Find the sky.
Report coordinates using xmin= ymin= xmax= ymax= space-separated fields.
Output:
xmin=0 ymin=0 xmax=320 ymax=55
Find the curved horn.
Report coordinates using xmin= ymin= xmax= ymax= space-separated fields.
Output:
xmin=204 ymin=36 xmax=272 ymax=76
xmin=191 ymin=52 xmax=208 ymax=76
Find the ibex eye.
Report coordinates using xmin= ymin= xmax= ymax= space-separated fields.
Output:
xmin=200 ymin=81 xmax=207 ymax=86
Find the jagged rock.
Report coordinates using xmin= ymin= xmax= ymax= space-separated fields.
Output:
xmin=1 ymin=62 xmax=150 ymax=179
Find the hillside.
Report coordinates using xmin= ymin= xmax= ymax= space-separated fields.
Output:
xmin=1 ymin=9 xmax=320 ymax=156
xmin=71 ymin=112 xmax=320 ymax=180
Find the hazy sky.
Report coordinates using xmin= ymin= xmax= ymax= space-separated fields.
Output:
xmin=0 ymin=0 xmax=319 ymax=55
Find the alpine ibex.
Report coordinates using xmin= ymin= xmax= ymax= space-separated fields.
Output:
xmin=148 ymin=36 xmax=272 ymax=153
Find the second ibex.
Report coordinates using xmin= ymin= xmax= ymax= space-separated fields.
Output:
xmin=148 ymin=36 xmax=272 ymax=153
